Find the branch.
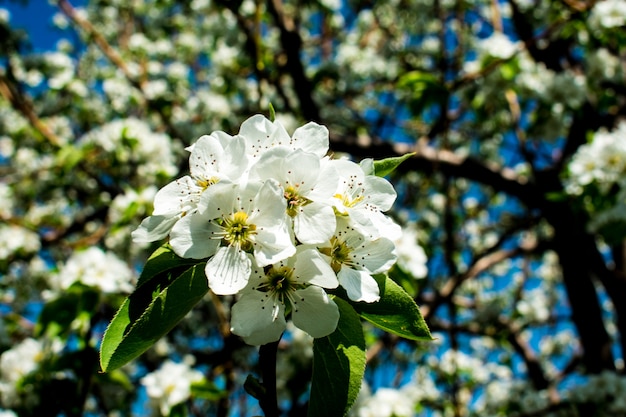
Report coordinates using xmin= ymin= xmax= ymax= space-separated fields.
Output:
xmin=0 ymin=74 xmax=62 ymax=147
xmin=266 ymin=0 xmax=320 ymax=121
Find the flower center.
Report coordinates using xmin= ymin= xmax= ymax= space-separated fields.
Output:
xmin=197 ymin=176 xmax=220 ymax=190
xmin=222 ymin=211 xmax=256 ymax=251
xmin=320 ymin=236 xmax=353 ymax=273
xmin=334 ymin=192 xmax=364 ymax=211
xmin=255 ymin=265 xmax=304 ymax=311
xmin=284 ymin=185 xmax=312 ymax=217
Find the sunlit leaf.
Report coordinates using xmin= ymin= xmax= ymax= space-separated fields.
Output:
xmin=308 ymin=298 xmax=365 ymax=417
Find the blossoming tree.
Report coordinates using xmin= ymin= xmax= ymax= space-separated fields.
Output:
xmin=1 ymin=0 xmax=626 ymax=416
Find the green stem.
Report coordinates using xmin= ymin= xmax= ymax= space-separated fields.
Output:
xmin=259 ymin=340 xmax=280 ymax=417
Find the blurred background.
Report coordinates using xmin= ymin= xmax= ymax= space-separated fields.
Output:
xmin=1 ymin=0 xmax=626 ymax=416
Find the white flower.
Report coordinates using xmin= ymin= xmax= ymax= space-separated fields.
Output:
xmin=394 ymin=223 xmax=428 ymax=279
xmin=169 ymin=180 xmax=295 ymax=295
xmin=0 ymin=224 xmax=40 ymax=260
xmin=331 ymin=159 xmax=401 ymax=241
xmin=132 ymin=132 xmax=248 ymax=243
xmin=230 ymin=247 xmax=339 ymax=345
xmin=477 ymin=32 xmax=519 ymax=60
xmin=0 ymin=338 xmax=44 ymax=406
xmin=249 ymin=147 xmax=338 ymax=243
xmin=319 ymin=217 xmax=397 ymax=302
xmin=140 ymin=360 xmax=204 ymax=416
xmin=51 ymin=247 xmax=135 ymax=294
xmin=356 ymin=386 xmax=416 ymax=417
xmin=238 ymin=114 xmax=330 ymax=159
xmin=590 ymin=0 xmax=626 ymax=29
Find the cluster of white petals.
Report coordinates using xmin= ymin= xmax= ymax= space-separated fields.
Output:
xmin=49 ymin=247 xmax=135 ymax=294
xmin=567 ymin=121 xmax=626 ymax=193
xmin=140 ymin=360 xmax=204 ymax=416
xmin=0 ymin=338 xmax=44 ymax=407
xmin=135 ymin=114 xmax=399 ymax=344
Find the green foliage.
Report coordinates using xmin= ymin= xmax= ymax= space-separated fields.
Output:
xmin=398 ymin=71 xmax=448 ymax=116
xmin=309 ymin=298 xmax=366 ymax=417
xmin=352 ymin=275 xmax=432 ymax=342
xmin=99 ymin=245 xmax=208 ymax=372
xmin=373 ymin=153 xmax=416 ymax=177
xmin=35 ymin=284 xmax=100 ymax=338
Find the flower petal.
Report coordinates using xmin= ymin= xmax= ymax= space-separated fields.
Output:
xmin=205 ymin=246 xmax=251 ymax=295
xmin=291 ymin=286 xmax=339 ymax=338
xmin=290 ymin=122 xmax=329 ymax=158
xmin=152 ymin=176 xmax=199 ymax=216
xmin=293 ymin=248 xmax=338 ymax=288
xmin=132 ymin=214 xmax=180 ymax=243
xmin=338 ymin=267 xmax=380 ymax=303
xmin=294 ymin=203 xmax=336 ymax=244
xmin=363 ymin=175 xmax=397 ymax=211
xmin=169 ymin=213 xmax=220 ymax=259
xmin=254 ymin=222 xmax=296 ymax=267
xmin=230 ymin=290 xmax=286 ymax=345
xmin=352 ymin=237 xmax=397 ymax=274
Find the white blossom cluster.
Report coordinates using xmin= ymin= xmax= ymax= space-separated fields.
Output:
xmin=0 ymin=224 xmax=40 ymax=260
xmin=78 ymin=118 xmax=180 ymax=180
xmin=48 ymin=246 xmax=135 ymax=295
xmin=140 ymin=359 xmax=204 ymax=416
xmin=350 ymin=368 xmax=439 ymax=417
xmin=0 ymin=338 xmax=44 ymax=407
xmin=566 ymin=122 xmax=626 ymax=234
xmin=589 ymin=0 xmax=626 ymax=31
xmin=134 ymin=114 xmax=400 ymax=345
xmin=567 ymin=121 xmax=626 ymax=194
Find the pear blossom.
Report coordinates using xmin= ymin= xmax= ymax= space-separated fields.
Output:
xmin=230 ymin=247 xmax=339 ymax=345
xmin=238 ymin=114 xmax=330 ymax=159
xmin=140 ymin=360 xmax=204 ymax=416
xmin=319 ymin=217 xmax=397 ymax=302
xmin=169 ymin=180 xmax=295 ymax=295
xmin=0 ymin=338 xmax=44 ymax=406
xmin=249 ymin=147 xmax=339 ymax=243
xmin=50 ymin=246 xmax=134 ymax=294
xmin=331 ymin=158 xmax=401 ymax=241
xmin=132 ymin=132 xmax=248 ymax=243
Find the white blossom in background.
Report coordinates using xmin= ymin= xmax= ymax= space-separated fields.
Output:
xmin=352 ymin=384 xmax=417 ymax=417
xmin=476 ymin=32 xmax=520 ymax=60
xmin=78 ymin=118 xmax=179 ymax=179
xmin=0 ymin=224 xmax=40 ymax=260
xmin=515 ymin=287 xmax=552 ymax=323
xmin=394 ymin=222 xmax=428 ymax=278
xmin=567 ymin=121 xmax=626 ymax=194
xmin=0 ymin=338 xmax=44 ymax=407
xmin=140 ymin=360 xmax=204 ymax=417
xmin=50 ymin=247 xmax=134 ymax=294
xmin=589 ymin=0 xmax=626 ymax=30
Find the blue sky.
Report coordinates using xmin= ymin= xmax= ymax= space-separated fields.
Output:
xmin=3 ymin=0 xmax=65 ymax=52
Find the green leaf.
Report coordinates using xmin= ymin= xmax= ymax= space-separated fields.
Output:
xmin=136 ymin=243 xmax=200 ymax=289
xmin=373 ymin=153 xmax=415 ymax=177
xmin=268 ymin=102 xmax=276 ymax=122
xmin=191 ymin=379 xmax=228 ymax=401
xmin=99 ymin=263 xmax=208 ymax=372
xmin=352 ymin=275 xmax=433 ymax=341
xmin=243 ymin=374 xmax=265 ymax=401
xmin=308 ymin=298 xmax=365 ymax=417
xmin=35 ymin=284 xmax=100 ymax=338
